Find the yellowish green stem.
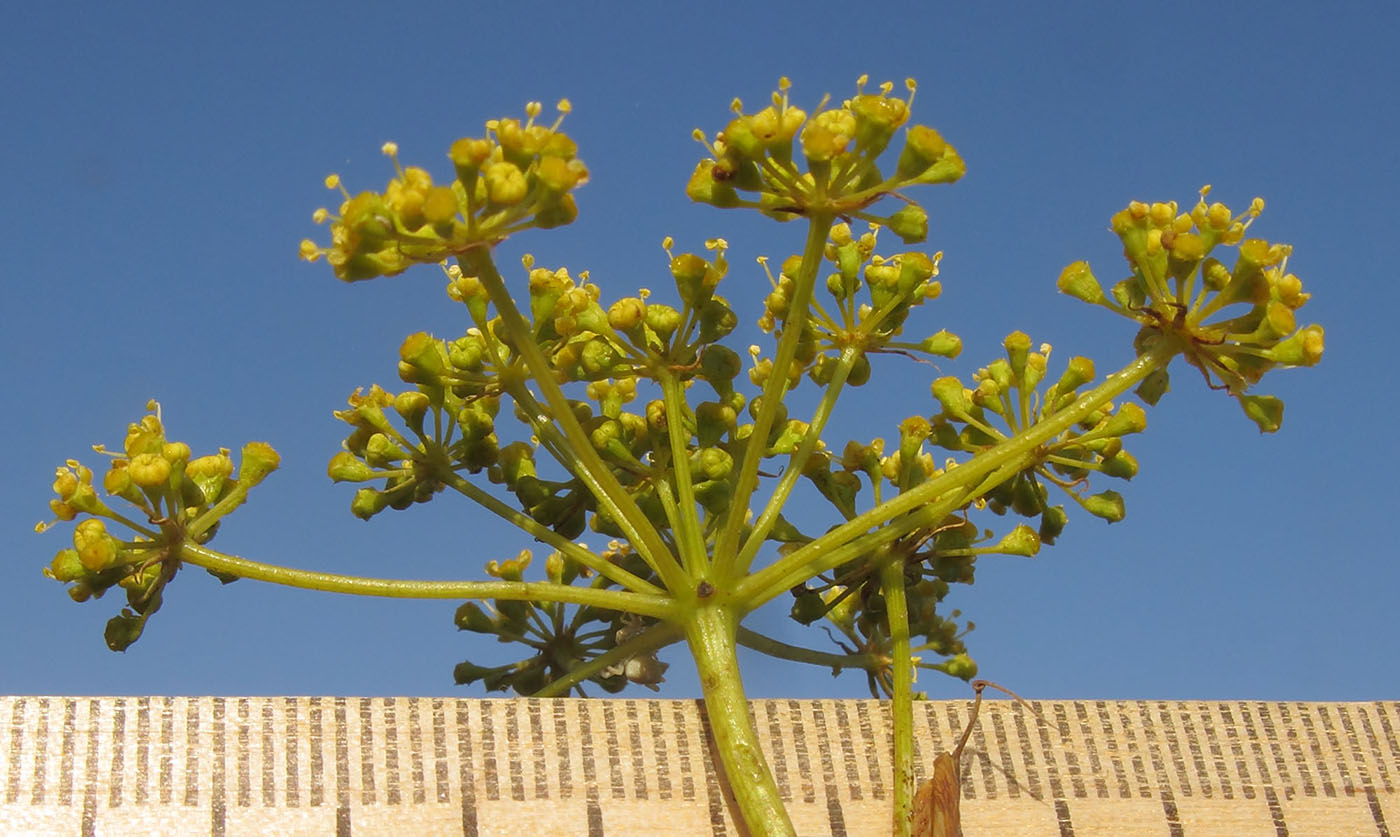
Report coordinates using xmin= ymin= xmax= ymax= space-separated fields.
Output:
xmin=461 ymin=247 xmax=685 ymax=592
xmin=686 ymin=604 xmax=794 ymax=836
xmin=738 ymin=342 xmax=1177 ymax=607
xmin=178 ymin=542 xmax=677 ymax=619
xmin=714 ymin=214 xmax=834 ymax=579
xmin=879 ymin=553 xmax=915 ymax=837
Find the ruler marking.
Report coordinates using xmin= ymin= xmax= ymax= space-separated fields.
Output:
xmin=5 ymin=696 xmax=22 ymax=805
xmin=1157 ymin=789 xmax=1182 ymax=837
xmin=1372 ymin=705 xmax=1394 ymax=795
xmin=1365 ymin=786 xmax=1392 ymax=836
xmin=1316 ymin=705 xmax=1351 ymax=796
xmin=479 ymin=699 xmax=499 ymax=801
xmin=854 ymin=701 xmax=885 ymax=800
xmin=1263 ymin=786 xmax=1289 ymax=835
xmin=282 ymin=698 xmax=299 ymax=807
xmin=1368 ymin=703 xmax=1397 ymax=793
xmin=108 ymin=698 xmax=126 ymax=807
xmin=552 ymin=699 xmax=574 ymax=800
xmin=357 ymin=697 xmax=376 ymax=804
xmin=1136 ymin=701 xmax=1173 ymax=805
xmin=832 ymin=701 xmax=861 ymax=801
xmin=601 ymin=700 xmax=625 ymax=800
xmin=1120 ymin=702 xmax=1152 ymax=798
xmin=1052 ymin=703 xmax=1085 ymax=799
xmin=133 ymin=697 xmax=149 ymax=805
xmin=587 ymin=796 xmax=605 ymax=836
xmin=1197 ymin=702 xmax=1231 ymax=799
xmin=787 ymin=700 xmax=814 ymax=804
xmin=235 ymin=697 xmax=252 ymax=807
xmin=333 ymin=697 xmax=349 ymax=809
xmin=1241 ymin=701 xmax=1283 ymax=805
xmin=259 ymin=699 xmax=275 ymax=806
xmin=965 ymin=702 xmax=990 ymax=800
xmin=692 ymin=699 xmax=731 ymax=836
xmin=810 ymin=702 xmax=848 ymax=837
xmin=1032 ymin=702 xmax=1069 ymax=805
xmin=1094 ymin=702 xmax=1129 ymax=798
xmin=31 ymin=697 xmax=49 ymax=805
xmin=408 ymin=698 xmax=426 ymax=804
xmin=432 ymin=699 xmax=450 ymax=803
xmin=504 ymin=699 xmax=524 ymax=802
xmin=625 ymin=701 xmax=647 ymax=800
xmin=1298 ymin=703 xmax=1335 ymax=796
xmin=1153 ymin=702 xmax=1193 ymax=796
xmin=336 ymin=801 xmax=351 ymax=836
xmin=528 ymin=698 xmax=548 ymax=801
xmin=212 ymin=698 xmax=227 ymax=811
xmin=1177 ymin=704 xmax=1212 ymax=797
xmin=1073 ymin=702 xmax=1107 ymax=799
xmin=576 ymin=700 xmax=597 ymax=803
xmin=986 ymin=702 xmax=1015 ymax=799
xmin=456 ymin=701 xmax=478 ymax=835
xmin=1342 ymin=705 xmax=1383 ymax=799
xmin=647 ymin=701 xmax=672 ymax=800
xmin=670 ymin=702 xmax=695 ymax=802
xmin=310 ymin=697 xmax=325 ymax=807
xmin=1277 ymin=702 xmax=1313 ymax=797
xmin=382 ymin=698 xmax=402 ymax=805
xmin=761 ymin=702 xmax=791 ymax=801
xmin=183 ymin=699 xmax=199 ymax=807
xmin=1217 ymin=703 xmax=1252 ymax=799
xmin=81 ymin=699 xmax=100 ymax=823
xmin=1010 ymin=700 xmax=1043 ymax=800
xmin=158 ymin=698 xmax=174 ymax=806
xmin=1052 ymin=797 xmax=1075 ymax=837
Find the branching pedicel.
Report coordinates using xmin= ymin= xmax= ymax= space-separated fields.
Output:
xmin=39 ymin=77 xmax=1323 ymax=835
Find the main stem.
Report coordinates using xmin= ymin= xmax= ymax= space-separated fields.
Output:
xmin=686 ymin=604 xmax=794 ymax=836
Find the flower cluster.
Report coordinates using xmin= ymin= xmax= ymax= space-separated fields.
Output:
xmin=1058 ymin=187 xmax=1324 ymax=431
xmin=926 ymin=333 xmax=1145 ymax=539
xmin=39 ymin=402 xmax=279 ymax=649
xmin=749 ymin=222 xmax=962 ymax=392
xmin=300 ymin=101 xmax=587 ymax=282
xmin=452 ymin=544 xmax=668 ymax=695
xmin=688 ymin=77 xmax=964 ymax=231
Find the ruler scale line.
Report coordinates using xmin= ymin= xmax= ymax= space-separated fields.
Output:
xmin=0 ymin=697 xmax=1395 ymax=835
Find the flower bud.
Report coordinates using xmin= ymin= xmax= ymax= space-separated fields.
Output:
xmin=886 ymin=204 xmax=928 ymax=244
xmin=995 ymin=524 xmax=1041 ymax=557
xmin=930 ymin=377 xmax=971 ymax=418
xmin=645 ymin=303 xmax=682 ymax=340
xmin=1239 ymin=393 xmax=1284 ymax=433
xmin=327 ymin=451 xmax=374 ymax=482
xmin=1057 ymin=261 xmax=1107 ymax=306
xmin=1268 ymin=324 xmax=1324 ymax=367
xmin=238 ymin=442 xmax=281 ymax=487
xmin=1100 ymin=450 xmax=1139 ymax=479
xmin=128 ymin=453 xmax=172 ymax=488
xmin=73 ymin=518 xmax=120 ymax=572
xmin=1083 ymin=490 xmax=1125 ymax=522
xmin=1039 ymin=505 xmax=1068 ymax=544
xmin=685 ymin=160 xmax=741 ymax=207
xmin=48 ymin=548 xmax=87 ymax=583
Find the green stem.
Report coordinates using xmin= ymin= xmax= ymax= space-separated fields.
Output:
xmin=879 ymin=553 xmax=915 ymax=837
xmin=734 ymin=343 xmax=858 ymax=575
xmin=461 ymin=247 xmax=684 ymax=592
xmin=178 ymin=542 xmax=677 ymax=619
xmin=714 ymin=214 xmax=834 ymax=578
xmin=658 ymin=370 xmax=709 ymax=577
xmin=735 ymin=626 xmax=884 ymax=672
xmin=686 ymin=605 xmax=794 ymax=836
xmin=738 ymin=342 xmax=1177 ymax=606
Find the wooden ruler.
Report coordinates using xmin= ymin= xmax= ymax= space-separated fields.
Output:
xmin=2 ymin=696 xmax=1396 ymax=835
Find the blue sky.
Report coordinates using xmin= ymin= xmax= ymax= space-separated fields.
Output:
xmin=4 ymin=2 xmax=1395 ymax=702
